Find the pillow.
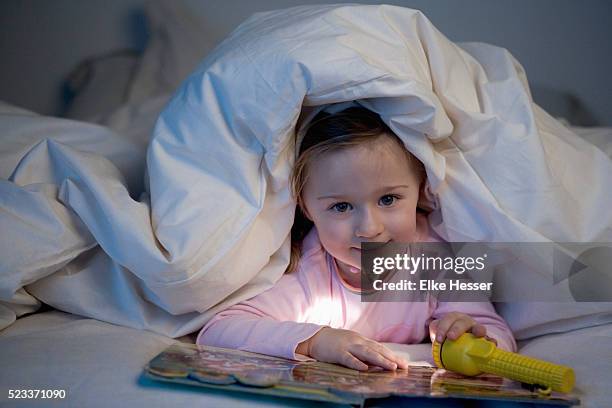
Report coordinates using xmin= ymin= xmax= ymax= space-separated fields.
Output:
xmin=571 ymin=125 xmax=612 ymax=158
xmin=63 ymin=51 xmax=139 ymax=121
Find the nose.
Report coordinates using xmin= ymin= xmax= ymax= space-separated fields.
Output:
xmin=355 ymin=206 xmax=384 ymax=238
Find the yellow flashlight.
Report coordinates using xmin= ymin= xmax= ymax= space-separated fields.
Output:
xmin=432 ymin=333 xmax=575 ymax=393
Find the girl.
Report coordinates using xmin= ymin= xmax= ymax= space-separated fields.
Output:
xmin=197 ymin=106 xmax=515 ymax=371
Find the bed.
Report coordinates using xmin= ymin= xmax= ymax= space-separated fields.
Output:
xmin=1 ymin=2 xmax=611 ymax=407
xmin=2 ymin=308 xmax=611 ymax=407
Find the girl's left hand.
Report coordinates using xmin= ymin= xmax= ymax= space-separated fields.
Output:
xmin=429 ymin=312 xmax=494 ymax=344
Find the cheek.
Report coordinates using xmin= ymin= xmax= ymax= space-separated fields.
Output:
xmin=388 ymin=212 xmax=418 ymax=240
xmin=311 ymin=217 xmax=352 ymax=250
xmin=316 ymin=220 xmax=349 ymax=242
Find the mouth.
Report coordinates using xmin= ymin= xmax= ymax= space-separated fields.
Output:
xmin=353 ymin=241 xmax=390 ymax=251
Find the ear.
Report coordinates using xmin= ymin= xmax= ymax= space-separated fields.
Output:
xmin=417 ymin=179 xmax=433 ymax=212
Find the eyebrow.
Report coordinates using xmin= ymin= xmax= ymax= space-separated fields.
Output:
xmin=316 ymin=185 xmax=412 ymax=200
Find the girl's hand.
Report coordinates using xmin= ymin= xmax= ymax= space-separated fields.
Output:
xmin=297 ymin=327 xmax=409 ymax=371
xmin=429 ymin=312 xmax=495 ymax=344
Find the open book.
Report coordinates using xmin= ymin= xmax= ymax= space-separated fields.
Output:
xmin=144 ymin=343 xmax=579 ymax=406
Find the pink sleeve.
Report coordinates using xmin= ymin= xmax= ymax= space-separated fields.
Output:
xmin=196 ymin=272 xmax=327 ymax=360
xmin=419 ymin=215 xmax=516 ymax=352
xmin=431 ymin=301 xmax=517 ymax=352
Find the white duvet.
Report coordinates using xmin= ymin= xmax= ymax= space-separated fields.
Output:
xmin=1 ymin=5 xmax=611 ymax=338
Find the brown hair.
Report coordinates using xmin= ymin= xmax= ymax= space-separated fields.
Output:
xmin=286 ymin=106 xmax=425 ymax=273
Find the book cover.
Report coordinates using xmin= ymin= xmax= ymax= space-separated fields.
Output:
xmin=144 ymin=343 xmax=579 ymax=406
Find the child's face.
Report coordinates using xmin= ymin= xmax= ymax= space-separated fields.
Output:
xmin=302 ymin=135 xmax=423 ymax=278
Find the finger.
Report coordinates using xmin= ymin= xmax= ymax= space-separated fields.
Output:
xmin=432 ymin=314 xmax=459 ymax=343
xmin=350 ymin=345 xmax=398 ymax=371
xmin=485 ymin=335 xmax=498 ymax=346
xmin=471 ymin=324 xmax=487 ymax=338
xmin=446 ymin=318 xmax=476 ymax=340
xmin=340 ymin=352 xmax=369 ymax=371
xmin=429 ymin=319 xmax=439 ymax=343
xmin=371 ymin=343 xmax=409 ymax=369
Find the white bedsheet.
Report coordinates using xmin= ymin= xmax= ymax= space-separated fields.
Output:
xmin=1 ymin=310 xmax=608 ymax=407
xmin=0 ymin=311 xmax=339 ymax=408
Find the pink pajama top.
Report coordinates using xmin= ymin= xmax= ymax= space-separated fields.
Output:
xmin=197 ymin=214 xmax=516 ymax=360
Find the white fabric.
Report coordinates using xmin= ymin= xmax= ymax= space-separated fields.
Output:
xmin=125 ymin=1 xmax=217 ymax=105
xmin=1 ymin=310 xmax=609 ymax=407
xmin=516 ymin=323 xmax=612 ymax=407
xmin=572 ymin=126 xmax=612 ymax=158
xmin=1 ymin=4 xmax=611 ymax=339
xmin=0 ymin=311 xmax=320 ymax=408
xmin=145 ymin=4 xmax=612 ymax=333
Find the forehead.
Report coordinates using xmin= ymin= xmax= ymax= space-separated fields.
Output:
xmin=304 ymin=136 xmax=420 ymax=193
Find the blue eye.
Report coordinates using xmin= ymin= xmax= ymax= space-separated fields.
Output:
xmin=379 ymin=194 xmax=399 ymax=206
xmin=330 ymin=202 xmax=352 ymax=213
